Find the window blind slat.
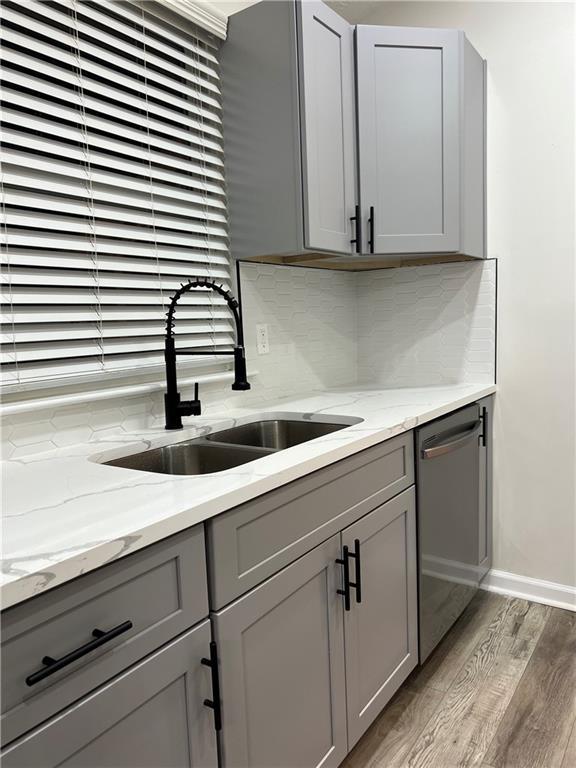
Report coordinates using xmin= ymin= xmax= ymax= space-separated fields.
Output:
xmin=2 ymin=6 xmax=222 ymax=96
xmin=1 ymin=74 xmax=223 ymax=144
xmin=1 ymin=1 xmax=232 ymax=387
xmin=2 ymin=108 xmax=224 ymax=171
xmin=1 ymin=53 xmax=223 ymax=129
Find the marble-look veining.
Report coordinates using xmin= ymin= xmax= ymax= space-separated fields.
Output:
xmin=1 ymin=384 xmax=496 ymax=609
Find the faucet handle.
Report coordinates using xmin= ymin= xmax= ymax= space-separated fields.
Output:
xmin=180 ymin=383 xmax=201 ymax=416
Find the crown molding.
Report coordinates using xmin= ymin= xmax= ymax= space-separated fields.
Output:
xmin=158 ymin=0 xmax=228 ymax=38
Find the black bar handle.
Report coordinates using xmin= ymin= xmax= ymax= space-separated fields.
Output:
xmin=336 ymin=545 xmax=351 ymax=611
xmin=368 ymin=206 xmax=375 ymax=253
xmin=350 ymin=204 xmax=361 ymax=253
xmin=202 ymin=641 xmax=222 ymax=731
xmin=26 ymin=620 xmax=133 ymax=687
xmin=348 ymin=539 xmax=362 ymax=604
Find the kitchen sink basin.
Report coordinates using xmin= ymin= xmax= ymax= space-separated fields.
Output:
xmin=104 ymin=441 xmax=273 ymax=476
xmin=205 ymin=419 xmax=349 ymax=450
xmin=102 ymin=417 xmax=360 ymax=475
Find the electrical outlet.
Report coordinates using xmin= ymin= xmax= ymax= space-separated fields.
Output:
xmin=256 ymin=324 xmax=270 ymax=355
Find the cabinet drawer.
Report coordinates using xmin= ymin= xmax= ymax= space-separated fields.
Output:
xmin=1 ymin=622 xmax=217 ymax=768
xmin=207 ymin=433 xmax=414 ymax=608
xmin=1 ymin=525 xmax=208 ymax=746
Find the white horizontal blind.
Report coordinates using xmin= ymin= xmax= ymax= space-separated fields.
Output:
xmin=0 ymin=0 xmax=233 ymax=386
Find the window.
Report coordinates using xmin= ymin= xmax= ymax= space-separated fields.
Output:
xmin=1 ymin=0 xmax=233 ymax=388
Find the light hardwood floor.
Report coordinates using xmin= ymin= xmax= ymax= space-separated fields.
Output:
xmin=341 ymin=593 xmax=576 ymax=768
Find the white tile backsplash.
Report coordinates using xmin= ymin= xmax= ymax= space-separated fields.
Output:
xmin=357 ymin=260 xmax=496 ymax=387
xmin=1 ymin=260 xmax=495 ymax=459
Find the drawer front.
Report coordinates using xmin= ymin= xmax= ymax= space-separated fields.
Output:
xmin=207 ymin=433 xmax=414 ymax=609
xmin=1 ymin=525 xmax=208 ymax=746
xmin=1 ymin=622 xmax=218 ymax=768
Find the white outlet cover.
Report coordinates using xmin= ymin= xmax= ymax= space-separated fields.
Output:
xmin=256 ymin=324 xmax=270 ymax=354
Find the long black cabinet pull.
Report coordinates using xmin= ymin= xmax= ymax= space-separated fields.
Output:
xmin=202 ymin=641 xmax=222 ymax=731
xmin=336 ymin=545 xmax=351 ymax=611
xmin=368 ymin=206 xmax=375 ymax=254
xmin=25 ymin=620 xmax=133 ymax=687
xmin=348 ymin=539 xmax=362 ymax=604
xmin=350 ymin=204 xmax=362 ymax=253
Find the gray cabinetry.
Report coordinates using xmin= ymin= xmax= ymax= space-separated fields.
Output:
xmin=221 ymin=0 xmax=357 ymax=261
xmin=1 ymin=622 xmax=218 ymax=768
xmin=212 ymin=535 xmax=347 ymax=768
xmin=206 ymin=433 xmax=414 ymax=608
xmin=223 ymin=1 xmax=486 ymax=266
xmin=356 ymin=25 xmax=486 ymax=259
xmin=356 ymin=27 xmax=459 ymax=255
xmin=1 ymin=526 xmax=208 ymax=745
xmin=298 ymin=1 xmax=357 ymax=252
xmin=341 ymin=488 xmax=418 ymax=747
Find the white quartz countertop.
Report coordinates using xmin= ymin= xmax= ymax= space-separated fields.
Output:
xmin=1 ymin=383 xmax=496 ymax=609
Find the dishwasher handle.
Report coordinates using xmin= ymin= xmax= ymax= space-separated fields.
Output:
xmin=421 ymin=420 xmax=482 ymax=460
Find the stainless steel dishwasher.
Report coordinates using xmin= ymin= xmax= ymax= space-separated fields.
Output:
xmin=416 ymin=402 xmax=490 ymax=663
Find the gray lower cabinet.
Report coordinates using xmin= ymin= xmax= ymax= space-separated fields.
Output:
xmin=1 ymin=526 xmax=208 ymax=745
xmin=1 ymin=621 xmax=218 ymax=768
xmin=341 ymin=488 xmax=418 ymax=747
xmin=211 ymin=485 xmax=419 ymax=765
xmin=212 ymin=535 xmax=348 ymax=768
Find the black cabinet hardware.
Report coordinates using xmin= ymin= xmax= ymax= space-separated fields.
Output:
xmin=201 ymin=641 xmax=222 ymax=731
xmin=368 ymin=206 xmax=375 ymax=253
xmin=480 ymin=406 xmax=488 ymax=447
xmin=350 ymin=204 xmax=362 ymax=253
xmin=25 ymin=620 xmax=133 ymax=687
xmin=336 ymin=546 xmax=351 ymax=611
xmin=348 ymin=539 xmax=362 ymax=604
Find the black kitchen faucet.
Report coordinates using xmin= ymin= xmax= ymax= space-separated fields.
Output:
xmin=164 ymin=277 xmax=250 ymax=430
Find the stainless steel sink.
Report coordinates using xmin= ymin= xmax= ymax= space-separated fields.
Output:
xmin=103 ymin=417 xmax=359 ymax=475
xmin=205 ymin=419 xmax=349 ymax=450
xmin=104 ymin=441 xmax=273 ymax=476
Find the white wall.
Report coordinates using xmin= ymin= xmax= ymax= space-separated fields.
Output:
xmin=346 ymin=1 xmax=575 ymax=589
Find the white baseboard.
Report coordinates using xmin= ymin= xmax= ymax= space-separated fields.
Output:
xmin=481 ymin=568 xmax=576 ymax=612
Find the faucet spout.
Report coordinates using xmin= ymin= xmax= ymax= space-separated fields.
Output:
xmin=164 ymin=277 xmax=250 ymax=430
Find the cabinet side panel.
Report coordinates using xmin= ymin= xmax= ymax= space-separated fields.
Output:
xmin=221 ymin=1 xmax=304 ymax=260
xmin=461 ymin=39 xmax=486 ymax=259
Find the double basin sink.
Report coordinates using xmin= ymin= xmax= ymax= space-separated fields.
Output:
xmin=104 ymin=418 xmax=359 ymax=476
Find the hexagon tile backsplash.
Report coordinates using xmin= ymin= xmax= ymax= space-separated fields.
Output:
xmin=1 ymin=260 xmax=495 ymax=460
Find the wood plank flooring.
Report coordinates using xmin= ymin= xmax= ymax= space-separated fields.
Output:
xmin=341 ymin=593 xmax=576 ymax=768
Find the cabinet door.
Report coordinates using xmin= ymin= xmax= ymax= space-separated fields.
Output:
xmin=356 ymin=26 xmax=460 ymax=255
xmin=2 ymin=622 xmax=218 ymax=768
xmin=342 ymin=488 xmax=418 ymax=748
xmin=298 ymin=1 xmax=357 ymax=254
xmin=213 ymin=535 xmax=347 ymax=768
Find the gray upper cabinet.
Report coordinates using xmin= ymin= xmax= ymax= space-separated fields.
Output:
xmin=356 ymin=26 xmax=486 ymax=259
xmin=212 ymin=535 xmax=348 ymax=768
xmin=2 ymin=622 xmax=218 ymax=768
xmin=223 ymin=1 xmax=486 ymax=267
xmin=298 ymin=1 xmax=357 ymax=253
xmin=341 ymin=488 xmax=418 ymax=748
xmin=221 ymin=0 xmax=357 ymax=261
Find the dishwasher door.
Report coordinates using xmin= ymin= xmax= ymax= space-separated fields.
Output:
xmin=416 ymin=404 xmax=483 ymax=663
